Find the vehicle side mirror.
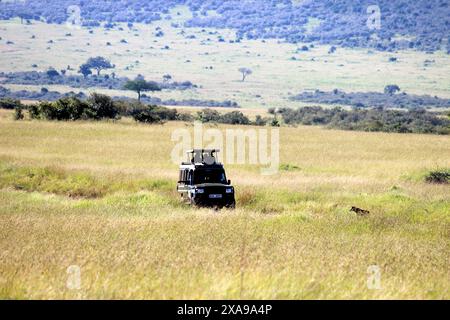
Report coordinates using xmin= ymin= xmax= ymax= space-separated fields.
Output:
xmin=228 ymin=180 xmax=231 ymax=185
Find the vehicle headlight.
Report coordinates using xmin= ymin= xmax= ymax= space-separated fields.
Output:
xmin=226 ymin=188 xmax=234 ymax=194
xmin=196 ymin=189 xmax=205 ymax=194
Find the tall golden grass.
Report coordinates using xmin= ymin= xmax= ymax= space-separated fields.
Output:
xmin=0 ymin=115 xmax=449 ymax=299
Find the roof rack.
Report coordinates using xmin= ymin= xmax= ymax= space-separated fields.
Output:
xmin=186 ymin=149 xmax=220 ymax=165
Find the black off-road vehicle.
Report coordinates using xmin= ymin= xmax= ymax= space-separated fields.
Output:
xmin=177 ymin=149 xmax=235 ymax=209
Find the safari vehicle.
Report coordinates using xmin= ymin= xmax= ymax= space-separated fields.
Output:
xmin=177 ymin=149 xmax=235 ymax=209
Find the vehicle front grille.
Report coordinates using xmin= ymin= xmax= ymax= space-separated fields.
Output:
xmin=202 ymin=186 xmax=226 ymax=195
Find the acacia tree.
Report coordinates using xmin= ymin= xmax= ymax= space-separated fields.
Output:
xmin=85 ymin=56 xmax=114 ymax=76
xmin=163 ymin=74 xmax=172 ymax=83
xmin=78 ymin=63 xmax=92 ymax=78
xmin=384 ymin=84 xmax=401 ymax=95
xmin=238 ymin=67 xmax=253 ymax=82
xmin=124 ymin=78 xmax=161 ymax=102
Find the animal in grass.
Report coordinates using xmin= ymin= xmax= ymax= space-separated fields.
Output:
xmin=350 ymin=206 xmax=370 ymax=216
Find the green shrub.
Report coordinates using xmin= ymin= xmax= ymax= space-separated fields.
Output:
xmin=153 ymin=106 xmax=178 ymax=121
xmin=13 ymin=105 xmax=24 ymax=120
xmin=425 ymin=170 xmax=450 ymax=184
xmin=280 ymin=163 xmax=301 ymax=171
xmin=131 ymin=105 xmax=165 ymax=124
xmin=253 ymin=115 xmax=269 ymax=126
xmin=28 ymin=101 xmax=51 ymax=120
xmin=197 ymin=108 xmax=250 ymax=125
xmin=220 ymin=111 xmax=250 ymax=125
xmin=196 ymin=108 xmax=221 ymax=123
xmin=114 ymin=100 xmax=143 ymax=116
xmin=27 ymin=94 xmax=120 ymax=121
xmin=0 ymin=98 xmax=22 ymax=110
xmin=176 ymin=112 xmax=194 ymax=122
xmin=28 ymin=98 xmax=87 ymax=120
xmin=52 ymin=97 xmax=89 ymax=120
xmin=86 ymin=93 xmax=119 ymax=120
xmin=279 ymin=107 xmax=450 ymax=135
xmin=270 ymin=117 xmax=281 ymax=127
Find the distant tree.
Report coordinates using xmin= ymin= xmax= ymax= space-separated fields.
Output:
xmin=384 ymin=84 xmax=401 ymax=95
xmin=163 ymin=74 xmax=172 ymax=83
xmin=46 ymin=68 xmax=60 ymax=78
xmin=124 ymin=78 xmax=161 ymax=102
xmin=78 ymin=63 xmax=92 ymax=78
xmin=85 ymin=56 xmax=114 ymax=76
xmin=238 ymin=67 xmax=253 ymax=82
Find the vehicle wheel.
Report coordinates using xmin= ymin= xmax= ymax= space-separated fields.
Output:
xmin=189 ymin=197 xmax=197 ymax=207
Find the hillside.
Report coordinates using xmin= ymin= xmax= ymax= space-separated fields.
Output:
xmin=1 ymin=19 xmax=449 ymax=109
xmin=0 ymin=0 xmax=449 ymax=52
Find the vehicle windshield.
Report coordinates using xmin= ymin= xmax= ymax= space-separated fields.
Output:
xmin=194 ymin=168 xmax=227 ymax=184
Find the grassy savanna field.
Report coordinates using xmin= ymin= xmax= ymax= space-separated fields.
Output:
xmin=1 ymin=8 xmax=450 ymax=109
xmin=0 ymin=109 xmax=449 ymax=299
xmin=0 ymin=4 xmax=449 ymax=299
